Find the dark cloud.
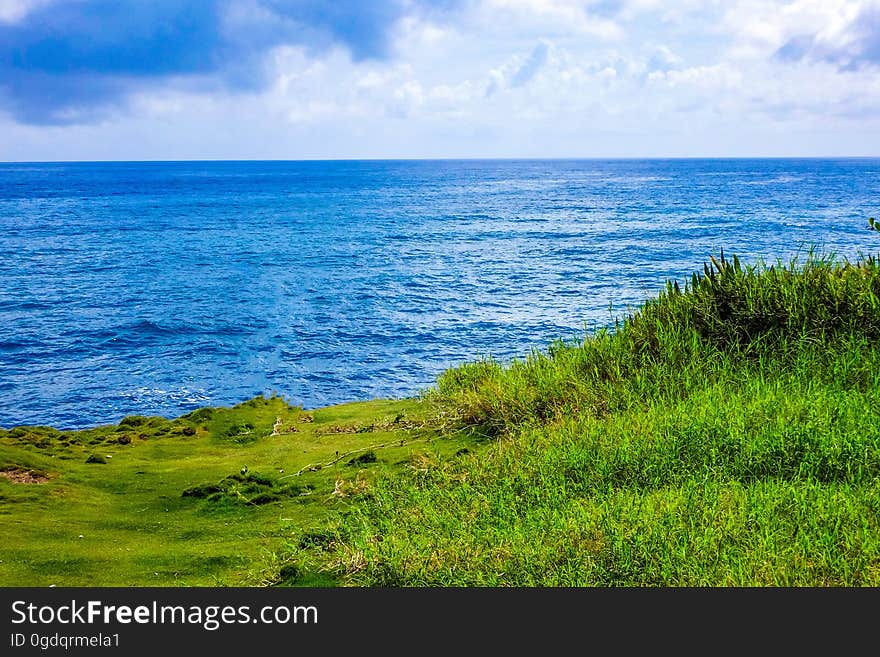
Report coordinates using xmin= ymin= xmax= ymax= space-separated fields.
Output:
xmin=0 ymin=0 xmax=459 ymax=124
xmin=775 ymin=8 xmax=880 ymax=71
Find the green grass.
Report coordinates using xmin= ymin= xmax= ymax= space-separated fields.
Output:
xmin=302 ymin=252 xmax=880 ymax=586
xmin=3 ymin=251 xmax=880 ymax=586
xmin=0 ymin=395 xmax=475 ymax=586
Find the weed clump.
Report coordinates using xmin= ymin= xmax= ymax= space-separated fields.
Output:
xmin=181 ymin=472 xmax=310 ymax=506
xmin=276 ymin=563 xmax=302 ymax=585
xmin=119 ymin=416 xmax=150 ymax=428
xmin=347 ymin=451 xmax=378 ymax=467
xmin=297 ymin=530 xmax=338 ymax=551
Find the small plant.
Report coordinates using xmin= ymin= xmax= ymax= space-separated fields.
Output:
xmin=346 ymin=451 xmax=377 ymax=466
xmin=181 ymin=471 xmax=310 ymax=506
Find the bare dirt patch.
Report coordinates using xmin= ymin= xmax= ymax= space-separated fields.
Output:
xmin=0 ymin=467 xmax=50 ymax=484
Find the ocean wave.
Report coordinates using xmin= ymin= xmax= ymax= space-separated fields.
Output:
xmin=735 ymin=175 xmax=804 ymax=186
xmin=601 ymin=176 xmax=673 ymax=183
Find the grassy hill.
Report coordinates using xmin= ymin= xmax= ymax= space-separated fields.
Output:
xmin=0 ymin=397 xmax=478 ymax=586
xmin=3 ymin=251 xmax=880 ymax=586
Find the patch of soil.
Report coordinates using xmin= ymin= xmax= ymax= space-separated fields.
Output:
xmin=0 ymin=467 xmax=50 ymax=484
xmin=319 ymin=423 xmax=374 ymax=435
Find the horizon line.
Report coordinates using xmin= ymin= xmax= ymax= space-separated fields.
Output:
xmin=2 ymin=155 xmax=880 ymax=164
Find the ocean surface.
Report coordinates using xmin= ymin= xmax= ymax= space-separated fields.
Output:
xmin=1 ymin=158 xmax=878 ymax=429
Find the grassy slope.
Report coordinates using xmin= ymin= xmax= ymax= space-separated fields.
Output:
xmin=0 ymin=396 xmax=477 ymax=586
xmin=305 ymin=253 xmax=880 ymax=585
xmin=3 ymin=252 xmax=880 ymax=586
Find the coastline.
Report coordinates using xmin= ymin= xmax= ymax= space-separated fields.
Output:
xmin=4 ymin=252 xmax=880 ymax=586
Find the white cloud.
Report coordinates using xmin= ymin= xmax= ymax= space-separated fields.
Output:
xmin=722 ymin=0 xmax=872 ymax=59
xmin=479 ymin=0 xmax=623 ymax=39
xmin=647 ymin=64 xmax=743 ymax=89
xmin=0 ymin=0 xmax=52 ymax=23
xmin=1 ymin=0 xmax=879 ymax=159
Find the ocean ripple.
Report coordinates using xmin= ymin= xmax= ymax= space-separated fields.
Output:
xmin=1 ymin=158 xmax=878 ymax=428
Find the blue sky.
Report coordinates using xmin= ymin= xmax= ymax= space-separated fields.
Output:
xmin=1 ymin=0 xmax=879 ymax=159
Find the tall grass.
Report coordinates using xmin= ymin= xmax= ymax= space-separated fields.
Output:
xmin=305 ymin=252 xmax=880 ymax=586
xmin=430 ymin=251 xmax=880 ymax=432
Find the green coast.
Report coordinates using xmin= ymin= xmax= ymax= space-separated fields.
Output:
xmin=3 ymin=251 xmax=880 ymax=586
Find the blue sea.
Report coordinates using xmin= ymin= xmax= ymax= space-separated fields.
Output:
xmin=1 ymin=159 xmax=878 ymax=429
